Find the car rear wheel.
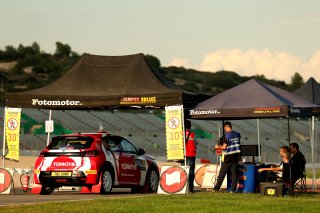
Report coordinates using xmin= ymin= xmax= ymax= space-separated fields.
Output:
xmin=100 ymin=169 xmax=113 ymax=194
xmin=40 ymin=185 xmax=54 ymax=195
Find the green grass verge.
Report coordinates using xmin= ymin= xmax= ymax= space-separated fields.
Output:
xmin=2 ymin=192 xmax=320 ymax=213
xmin=305 ymin=169 xmax=320 ymax=178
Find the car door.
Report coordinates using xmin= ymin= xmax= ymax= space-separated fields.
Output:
xmin=117 ymin=137 xmax=141 ymax=185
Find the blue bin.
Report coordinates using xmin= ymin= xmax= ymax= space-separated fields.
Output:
xmin=236 ymin=164 xmax=258 ymax=193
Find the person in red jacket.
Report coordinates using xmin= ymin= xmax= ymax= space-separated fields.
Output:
xmin=185 ymin=120 xmax=197 ymax=192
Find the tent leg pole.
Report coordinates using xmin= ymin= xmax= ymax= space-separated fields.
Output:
xmin=311 ymin=116 xmax=316 ymax=190
xmin=287 ymin=116 xmax=293 ymax=196
xmin=2 ymin=108 xmax=6 ymax=168
xmin=257 ymin=119 xmax=261 ymax=163
xmin=46 ymin=110 xmax=52 ymax=146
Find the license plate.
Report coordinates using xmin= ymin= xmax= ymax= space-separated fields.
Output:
xmin=51 ymin=172 xmax=72 ymax=177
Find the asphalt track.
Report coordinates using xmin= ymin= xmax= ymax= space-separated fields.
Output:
xmin=0 ymin=188 xmax=140 ymax=207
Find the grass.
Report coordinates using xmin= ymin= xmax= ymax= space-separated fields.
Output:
xmin=305 ymin=169 xmax=320 ymax=178
xmin=2 ymin=192 xmax=320 ymax=213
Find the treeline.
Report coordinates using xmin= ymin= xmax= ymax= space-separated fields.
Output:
xmin=0 ymin=42 xmax=304 ymax=95
xmin=0 ymin=42 xmax=80 ymax=92
xmin=145 ymin=55 xmax=304 ymax=95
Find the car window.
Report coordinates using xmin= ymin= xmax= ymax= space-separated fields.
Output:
xmin=107 ymin=136 xmax=121 ymax=152
xmin=48 ymin=136 xmax=93 ymax=149
xmin=119 ymin=137 xmax=137 ymax=154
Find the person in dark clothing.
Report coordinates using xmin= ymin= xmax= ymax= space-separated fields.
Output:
xmin=214 ymin=121 xmax=241 ymax=193
xmin=258 ymin=146 xmax=291 ymax=183
xmin=289 ymin=142 xmax=306 ymax=183
xmin=185 ymin=120 xmax=197 ymax=192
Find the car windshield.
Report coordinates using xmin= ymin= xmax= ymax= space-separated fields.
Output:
xmin=47 ymin=136 xmax=94 ymax=150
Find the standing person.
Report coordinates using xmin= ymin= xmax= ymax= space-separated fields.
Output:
xmin=185 ymin=120 xmax=197 ymax=192
xmin=214 ymin=121 xmax=241 ymax=193
xmin=289 ymin=142 xmax=306 ymax=183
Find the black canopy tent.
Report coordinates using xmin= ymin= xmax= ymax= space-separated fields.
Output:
xmin=4 ymin=53 xmax=209 ymax=168
xmin=294 ymin=77 xmax=320 ymax=190
xmin=5 ymin=53 xmax=206 ymax=109
xmin=190 ymin=79 xmax=320 ymax=119
xmin=190 ymin=79 xmax=320 ymax=194
xmin=295 ymin=77 xmax=320 ymax=105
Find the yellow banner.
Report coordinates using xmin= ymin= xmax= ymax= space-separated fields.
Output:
xmin=5 ymin=107 xmax=21 ymax=161
xmin=165 ymin=105 xmax=184 ymax=161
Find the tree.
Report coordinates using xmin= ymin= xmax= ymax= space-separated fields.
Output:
xmin=145 ymin=54 xmax=161 ymax=68
xmin=31 ymin=42 xmax=41 ymax=54
xmin=201 ymin=79 xmax=213 ymax=94
xmin=55 ymin=42 xmax=71 ymax=57
xmin=290 ymin=72 xmax=304 ymax=91
xmin=4 ymin=45 xmax=18 ymax=60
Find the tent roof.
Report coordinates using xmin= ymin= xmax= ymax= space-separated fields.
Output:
xmin=295 ymin=77 xmax=320 ymax=105
xmin=6 ymin=53 xmax=204 ymax=109
xmin=190 ymin=79 xmax=320 ymax=119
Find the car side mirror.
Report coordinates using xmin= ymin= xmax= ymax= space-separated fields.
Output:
xmin=138 ymin=148 xmax=146 ymax=155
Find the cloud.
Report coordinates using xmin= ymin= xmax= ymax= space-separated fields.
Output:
xmin=168 ymin=58 xmax=191 ymax=68
xmin=168 ymin=49 xmax=320 ymax=83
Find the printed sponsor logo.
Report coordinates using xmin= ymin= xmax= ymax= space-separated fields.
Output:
xmin=53 ymin=162 xmax=76 ymax=167
xmin=86 ymin=170 xmax=97 ymax=174
xmin=134 ymin=159 xmax=146 ymax=171
xmin=121 ymin=163 xmax=137 ymax=170
xmin=253 ymin=107 xmax=281 ymax=114
xmin=189 ymin=109 xmax=220 ymax=115
xmin=50 ymin=157 xmax=77 ymax=170
xmin=120 ymin=96 xmax=157 ymax=105
xmin=32 ymin=99 xmax=83 ymax=106
xmin=289 ymin=108 xmax=301 ymax=113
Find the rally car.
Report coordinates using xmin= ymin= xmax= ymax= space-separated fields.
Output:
xmin=33 ymin=132 xmax=159 ymax=195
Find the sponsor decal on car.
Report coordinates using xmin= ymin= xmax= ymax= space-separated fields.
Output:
xmin=121 ymin=163 xmax=137 ymax=170
xmin=85 ymin=170 xmax=97 ymax=174
xmin=134 ymin=159 xmax=146 ymax=171
xmin=50 ymin=157 xmax=77 ymax=170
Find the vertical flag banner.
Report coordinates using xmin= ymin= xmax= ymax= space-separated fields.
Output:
xmin=165 ymin=105 xmax=184 ymax=161
xmin=5 ymin=107 xmax=21 ymax=161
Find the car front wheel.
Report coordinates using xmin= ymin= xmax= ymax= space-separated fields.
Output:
xmin=147 ymin=167 xmax=159 ymax=193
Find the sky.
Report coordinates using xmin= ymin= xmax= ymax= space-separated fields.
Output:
xmin=0 ymin=0 xmax=320 ymax=83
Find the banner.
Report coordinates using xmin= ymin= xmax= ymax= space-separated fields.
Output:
xmin=165 ymin=105 xmax=184 ymax=161
xmin=157 ymin=166 xmax=189 ymax=194
xmin=5 ymin=107 xmax=21 ymax=161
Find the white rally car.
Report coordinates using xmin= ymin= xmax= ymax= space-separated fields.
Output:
xmin=33 ymin=132 xmax=159 ymax=195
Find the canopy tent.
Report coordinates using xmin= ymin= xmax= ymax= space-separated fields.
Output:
xmin=190 ymin=79 xmax=320 ymax=119
xmin=5 ymin=53 xmax=205 ymax=109
xmin=295 ymin=77 xmax=320 ymax=105
xmin=190 ymin=78 xmax=320 ymax=194
xmin=294 ymin=77 xmax=320 ymax=190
